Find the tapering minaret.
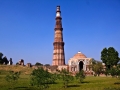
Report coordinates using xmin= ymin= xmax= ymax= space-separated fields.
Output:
xmin=52 ymin=6 xmax=65 ymax=66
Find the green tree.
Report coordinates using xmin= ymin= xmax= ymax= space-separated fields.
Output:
xmin=93 ymin=61 xmax=103 ymax=76
xmin=0 ymin=52 xmax=3 ymax=59
xmin=109 ymin=65 xmax=120 ymax=78
xmin=5 ymin=71 xmax=20 ymax=89
xmin=48 ymin=73 xmax=59 ymax=84
xmin=75 ymin=70 xmax=85 ymax=83
xmin=35 ymin=62 xmax=43 ymax=66
xmin=30 ymin=67 xmax=55 ymax=90
xmin=110 ymin=67 xmax=117 ymax=77
xmin=89 ymin=59 xmax=103 ymax=76
xmin=117 ymin=64 xmax=120 ymax=79
xmin=59 ymin=69 xmax=74 ymax=88
xmin=0 ymin=52 xmax=3 ymax=64
xmin=101 ymin=47 xmax=120 ymax=69
xmin=44 ymin=64 xmax=50 ymax=66
xmin=3 ymin=56 xmax=9 ymax=65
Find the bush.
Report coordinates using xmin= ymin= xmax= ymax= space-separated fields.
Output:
xmin=59 ymin=69 xmax=74 ymax=88
xmin=75 ymin=70 xmax=85 ymax=83
xmin=30 ymin=67 xmax=57 ymax=90
xmin=5 ymin=71 xmax=20 ymax=89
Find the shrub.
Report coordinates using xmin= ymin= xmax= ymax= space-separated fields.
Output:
xmin=30 ymin=67 xmax=56 ymax=90
xmin=5 ymin=71 xmax=20 ymax=89
xmin=59 ymin=69 xmax=74 ymax=88
xmin=75 ymin=70 xmax=85 ymax=83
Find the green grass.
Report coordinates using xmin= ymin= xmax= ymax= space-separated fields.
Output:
xmin=0 ymin=74 xmax=120 ymax=90
xmin=0 ymin=65 xmax=33 ymax=75
xmin=0 ymin=65 xmax=120 ymax=90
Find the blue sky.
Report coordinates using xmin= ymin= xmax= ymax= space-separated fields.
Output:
xmin=0 ymin=0 xmax=120 ymax=65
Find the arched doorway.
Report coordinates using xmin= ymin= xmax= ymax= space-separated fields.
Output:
xmin=79 ymin=61 xmax=83 ymax=71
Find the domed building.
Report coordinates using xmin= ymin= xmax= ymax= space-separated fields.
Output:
xmin=68 ymin=51 xmax=93 ymax=75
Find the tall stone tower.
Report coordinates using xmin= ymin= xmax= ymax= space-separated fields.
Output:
xmin=52 ymin=6 xmax=65 ymax=66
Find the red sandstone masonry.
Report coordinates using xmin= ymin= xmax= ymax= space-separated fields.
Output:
xmin=52 ymin=6 xmax=65 ymax=66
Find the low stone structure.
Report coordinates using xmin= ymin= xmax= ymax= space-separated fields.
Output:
xmin=57 ymin=65 xmax=68 ymax=71
xmin=68 ymin=51 xmax=93 ymax=75
xmin=43 ymin=65 xmax=58 ymax=73
xmin=18 ymin=59 xmax=24 ymax=66
xmin=32 ymin=65 xmax=58 ymax=73
xmin=26 ymin=63 xmax=32 ymax=67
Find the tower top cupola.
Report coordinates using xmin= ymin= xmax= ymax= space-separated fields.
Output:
xmin=56 ymin=6 xmax=61 ymax=17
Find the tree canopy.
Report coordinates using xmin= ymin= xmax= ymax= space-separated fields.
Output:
xmin=5 ymin=71 xmax=21 ymax=89
xmin=0 ymin=52 xmax=9 ymax=65
xmin=0 ymin=52 xmax=4 ymax=64
xmin=75 ymin=70 xmax=85 ymax=83
xmin=59 ymin=69 xmax=74 ymax=88
xmin=30 ymin=67 xmax=56 ymax=89
xmin=3 ymin=56 xmax=9 ymax=65
xmin=101 ymin=47 xmax=120 ymax=69
xmin=92 ymin=60 xmax=103 ymax=76
xmin=35 ymin=62 xmax=43 ymax=66
xmin=0 ymin=52 xmax=3 ymax=59
xmin=44 ymin=64 xmax=50 ymax=66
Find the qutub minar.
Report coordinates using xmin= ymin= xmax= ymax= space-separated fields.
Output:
xmin=51 ymin=6 xmax=93 ymax=75
xmin=52 ymin=6 xmax=65 ymax=66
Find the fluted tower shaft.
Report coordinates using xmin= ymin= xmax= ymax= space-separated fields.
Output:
xmin=52 ymin=6 xmax=65 ymax=66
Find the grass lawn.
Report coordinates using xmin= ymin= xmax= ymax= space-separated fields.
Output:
xmin=0 ymin=65 xmax=120 ymax=90
xmin=0 ymin=74 xmax=120 ymax=90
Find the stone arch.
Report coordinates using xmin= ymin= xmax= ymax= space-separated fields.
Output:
xmin=79 ymin=61 xmax=83 ymax=71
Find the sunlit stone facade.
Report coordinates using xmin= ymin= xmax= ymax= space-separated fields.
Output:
xmin=52 ymin=6 xmax=65 ymax=66
xmin=68 ymin=51 xmax=93 ymax=74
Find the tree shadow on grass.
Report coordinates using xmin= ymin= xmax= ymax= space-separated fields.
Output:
xmin=67 ymin=81 xmax=90 ymax=88
xmin=48 ymin=82 xmax=58 ymax=84
xmin=8 ymin=87 xmax=29 ymax=90
xmin=81 ymin=81 xmax=90 ymax=83
xmin=67 ymin=84 xmax=80 ymax=88
xmin=114 ymin=82 xmax=120 ymax=85
xmin=15 ymin=87 xmax=28 ymax=88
